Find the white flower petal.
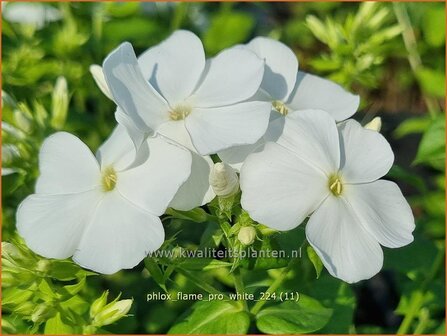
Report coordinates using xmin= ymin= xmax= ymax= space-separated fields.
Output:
xmin=102 ymin=42 xmax=169 ymax=134
xmin=138 ymin=30 xmax=205 ymax=105
xmin=241 ymin=142 xmax=328 ymax=231
xmin=117 ymin=136 xmax=192 ymax=216
xmin=338 ymin=119 xmax=394 ymax=183
xmin=89 ymin=64 xmax=114 ymax=101
xmin=157 ymin=120 xmax=195 ymax=151
xmin=115 ymin=109 xmax=148 ymax=150
xmin=306 ymin=196 xmax=384 ymax=283
xmin=193 ymin=47 xmax=265 ymax=107
xmin=246 ymin=37 xmax=298 ymax=101
xmin=287 ymin=72 xmax=360 ymax=121
xmin=276 ymin=110 xmax=340 ymax=174
xmin=16 ymin=191 xmax=101 ymax=259
xmin=217 ymin=139 xmax=265 ymax=172
xmin=169 ymin=152 xmax=215 ymax=211
xmin=73 ymin=192 xmax=164 ymax=274
xmin=186 ymin=101 xmax=271 ymax=155
xmin=345 ymin=180 xmax=415 ymax=248
xmin=36 ymin=132 xmax=100 ymax=194
xmin=96 ymin=125 xmax=138 ymax=172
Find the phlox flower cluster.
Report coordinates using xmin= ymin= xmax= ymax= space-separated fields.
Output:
xmin=17 ymin=30 xmax=414 ymax=282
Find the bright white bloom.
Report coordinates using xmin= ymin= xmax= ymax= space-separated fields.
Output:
xmin=218 ymin=37 xmax=360 ymax=170
xmin=2 ymin=2 xmax=62 ymax=29
xmin=102 ymin=30 xmax=271 ymax=156
xmin=90 ymin=62 xmax=215 ymax=211
xmin=240 ymin=110 xmax=415 ymax=283
xmin=16 ymin=126 xmax=191 ymax=274
xmin=209 ymin=162 xmax=239 ymax=197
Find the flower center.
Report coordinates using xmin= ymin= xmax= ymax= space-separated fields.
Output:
xmin=101 ymin=166 xmax=117 ymax=192
xmin=328 ymin=174 xmax=343 ymax=196
xmin=272 ymin=100 xmax=289 ymax=116
xmin=169 ymin=104 xmax=192 ymax=121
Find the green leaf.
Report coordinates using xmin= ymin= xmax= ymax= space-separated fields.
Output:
xmin=256 ymin=296 xmax=332 ymax=334
xmin=306 ymin=246 xmax=323 ymax=279
xmin=414 ymin=115 xmax=445 ymax=170
xmin=393 ymin=116 xmax=431 ymax=138
xmin=48 ymin=260 xmax=88 ymax=281
xmin=144 ymin=258 xmax=167 ymax=292
xmin=178 ymin=258 xmax=232 ymax=271
xmin=44 ymin=312 xmax=73 ymax=334
xmin=166 ymin=207 xmax=210 ymax=223
xmin=422 ymin=6 xmax=445 ymax=47
xmin=415 ymin=67 xmax=446 ymax=98
xmin=168 ymin=300 xmax=250 ymax=334
xmin=203 ymin=12 xmax=254 ymax=55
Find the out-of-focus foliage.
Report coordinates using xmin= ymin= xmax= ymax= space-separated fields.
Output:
xmin=2 ymin=2 xmax=445 ymax=335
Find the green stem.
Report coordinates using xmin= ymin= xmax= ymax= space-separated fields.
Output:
xmin=250 ymin=258 xmax=298 ymax=315
xmin=233 ymin=269 xmax=249 ymax=311
xmin=392 ymin=3 xmax=439 ymax=117
xmin=170 ymin=2 xmax=188 ymax=31
xmin=176 ymin=267 xmax=229 ymax=298
xmin=397 ymin=244 xmax=444 ymax=334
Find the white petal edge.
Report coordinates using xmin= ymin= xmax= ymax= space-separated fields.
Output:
xmin=16 ymin=190 xmax=101 ymax=259
xmin=306 ymin=195 xmax=384 ymax=283
xmin=73 ymin=191 xmax=164 ymax=274
xmin=241 ymin=142 xmax=328 ymax=231
xmin=96 ymin=125 xmax=139 ymax=172
xmin=192 ymin=47 xmax=265 ymax=108
xmin=338 ymin=119 xmax=394 ymax=184
xmin=102 ymin=42 xmax=169 ymax=133
xmin=186 ymin=101 xmax=271 ymax=155
xmin=138 ymin=30 xmax=205 ymax=105
xmin=89 ymin=64 xmax=114 ymax=101
xmin=287 ymin=72 xmax=360 ymax=121
xmin=217 ymin=139 xmax=265 ymax=172
xmin=117 ymin=136 xmax=192 ymax=216
xmin=36 ymin=132 xmax=101 ymax=194
xmin=246 ymin=37 xmax=298 ymax=101
xmin=169 ymin=152 xmax=215 ymax=211
xmin=275 ymin=110 xmax=340 ymax=175
xmin=345 ymin=180 xmax=415 ymax=248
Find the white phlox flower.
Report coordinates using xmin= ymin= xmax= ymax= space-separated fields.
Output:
xmin=16 ymin=126 xmax=192 ymax=274
xmin=102 ymin=30 xmax=271 ymax=156
xmin=93 ymin=29 xmax=278 ymax=210
xmin=89 ymin=64 xmax=215 ymax=212
xmin=218 ymin=37 xmax=361 ymax=170
xmin=240 ymin=110 xmax=415 ymax=283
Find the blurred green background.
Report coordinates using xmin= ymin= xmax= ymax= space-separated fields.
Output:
xmin=1 ymin=1 xmax=445 ymax=334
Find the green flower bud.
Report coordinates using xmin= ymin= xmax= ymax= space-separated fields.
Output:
xmin=13 ymin=109 xmax=32 ymax=133
xmin=31 ymin=304 xmax=55 ymax=323
xmin=92 ymin=298 xmax=133 ymax=327
xmin=51 ymin=76 xmax=69 ymax=130
xmin=238 ymin=226 xmax=257 ymax=246
xmin=90 ymin=291 xmax=109 ymax=319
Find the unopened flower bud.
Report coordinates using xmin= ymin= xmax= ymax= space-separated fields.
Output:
xmin=364 ymin=117 xmax=382 ymax=132
xmin=51 ymin=76 xmax=69 ymax=130
xmin=13 ymin=109 xmax=32 ymax=133
xmin=31 ymin=304 xmax=55 ymax=323
xmin=90 ymin=291 xmax=109 ymax=319
xmin=209 ymin=162 xmax=239 ymax=197
xmin=238 ymin=226 xmax=257 ymax=246
xmin=93 ymin=298 xmax=132 ymax=327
